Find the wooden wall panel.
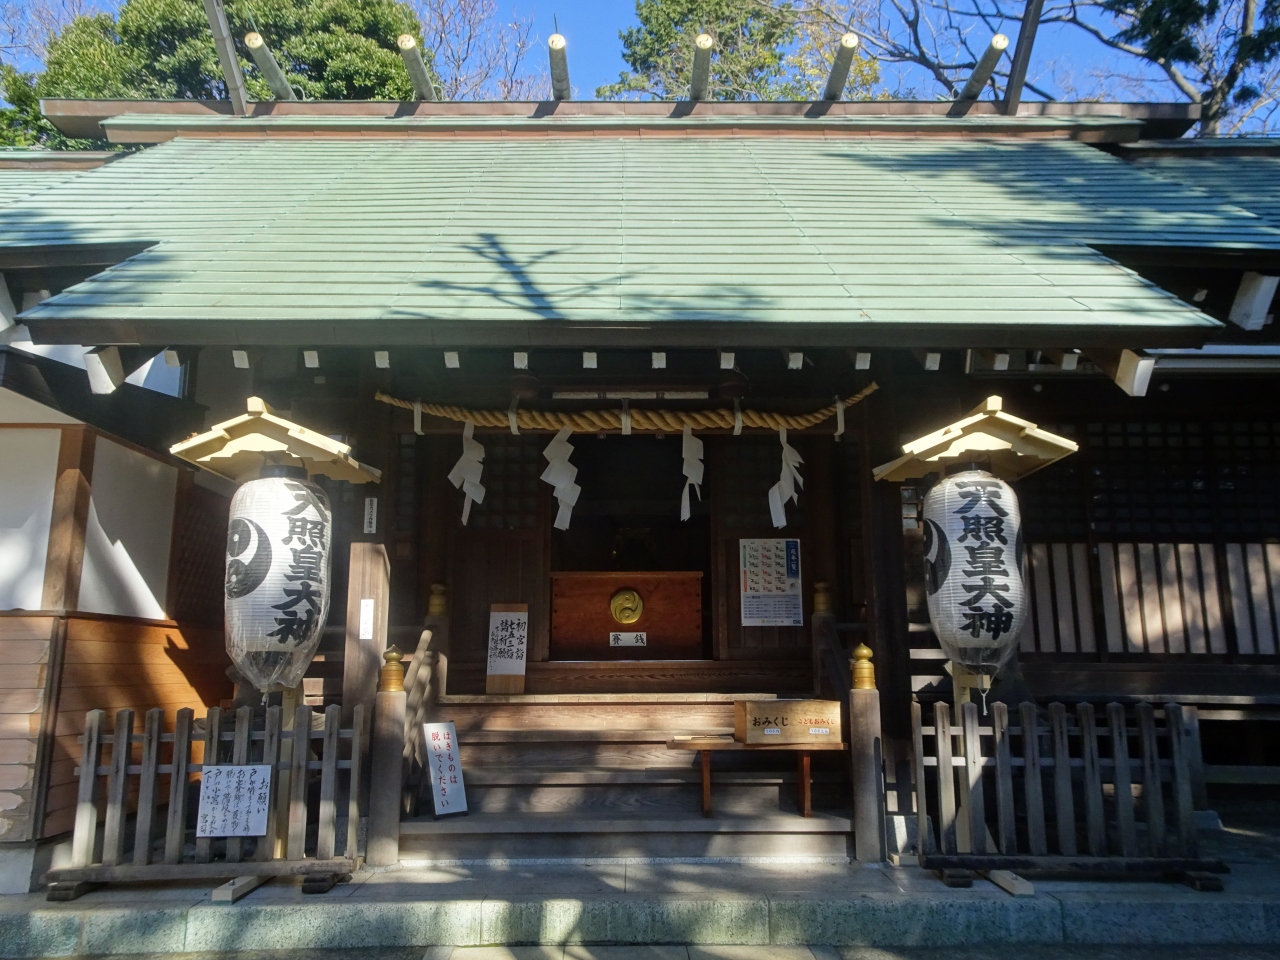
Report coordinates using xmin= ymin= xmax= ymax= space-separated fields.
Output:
xmin=40 ymin=614 xmax=230 ymax=838
xmin=709 ymin=436 xmax=815 ymax=662
xmin=0 ymin=616 xmax=54 ymax=843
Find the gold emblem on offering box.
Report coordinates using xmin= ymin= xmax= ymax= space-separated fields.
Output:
xmin=609 ymin=588 xmax=643 ymax=624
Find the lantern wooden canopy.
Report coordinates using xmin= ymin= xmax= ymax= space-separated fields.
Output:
xmin=872 ymin=396 xmax=1078 ymax=483
xmin=170 ymin=396 xmax=382 ymax=484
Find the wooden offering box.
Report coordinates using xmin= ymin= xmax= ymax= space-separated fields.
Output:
xmin=734 ymin=699 xmax=843 ymax=745
xmin=550 ymin=571 xmax=703 ymax=660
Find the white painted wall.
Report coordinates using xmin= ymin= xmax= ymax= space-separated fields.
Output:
xmin=0 ymin=388 xmax=78 ymax=425
xmin=0 ymin=429 xmax=60 ymax=611
xmin=78 ymin=437 xmax=178 ymax=620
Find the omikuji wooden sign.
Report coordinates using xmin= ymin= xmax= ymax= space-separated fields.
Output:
xmin=196 ymin=764 xmax=272 ymax=838
xmin=423 ymin=721 xmax=468 ymax=816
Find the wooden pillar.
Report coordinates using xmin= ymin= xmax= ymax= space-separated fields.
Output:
xmin=342 ymin=541 xmax=390 ymax=742
xmin=42 ymin=426 xmax=95 ymax=612
xmin=850 ymin=643 xmax=886 ymax=862
xmin=367 ymin=648 xmax=406 ymax=867
xmin=864 ymin=395 xmax=914 ymax=741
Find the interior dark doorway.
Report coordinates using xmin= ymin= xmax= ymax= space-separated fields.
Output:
xmin=550 ymin=434 xmax=713 ymax=658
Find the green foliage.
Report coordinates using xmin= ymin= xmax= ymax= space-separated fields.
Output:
xmin=0 ymin=65 xmax=103 ymax=148
xmin=598 ymin=0 xmax=802 ymax=99
xmin=33 ymin=0 xmax=429 ymax=103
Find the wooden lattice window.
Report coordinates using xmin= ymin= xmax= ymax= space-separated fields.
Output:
xmin=719 ymin=435 xmax=806 ymax=532
xmin=167 ymin=484 xmax=228 ymax=626
xmin=462 ymin=434 xmax=543 ymax=531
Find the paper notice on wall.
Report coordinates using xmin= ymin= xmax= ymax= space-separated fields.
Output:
xmin=740 ymin=538 xmax=803 ymax=627
xmin=196 ymin=765 xmax=272 ymax=837
xmin=423 ymin=721 xmax=468 ymax=816
xmin=486 ymin=604 xmax=529 ymax=676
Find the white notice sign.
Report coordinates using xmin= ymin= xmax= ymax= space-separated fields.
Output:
xmin=486 ymin=606 xmax=529 ymax=676
xmin=196 ymin=765 xmax=272 ymax=837
xmin=740 ymin=538 xmax=804 ymax=627
xmin=424 ymin=721 xmax=468 ymax=815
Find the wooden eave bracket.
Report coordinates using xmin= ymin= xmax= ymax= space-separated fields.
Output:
xmin=169 ymin=395 xmax=382 ymax=484
xmin=872 ymin=395 xmax=1078 ymax=482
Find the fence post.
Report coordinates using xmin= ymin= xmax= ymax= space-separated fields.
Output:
xmin=367 ymin=647 xmax=407 ymax=867
xmin=850 ymin=643 xmax=886 ymax=862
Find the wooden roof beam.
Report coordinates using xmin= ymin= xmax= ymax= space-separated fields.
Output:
xmin=549 ymin=34 xmax=571 ymax=101
xmin=1002 ymin=0 xmax=1045 ymax=114
xmin=822 ymin=34 xmax=860 ymax=101
xmin=956 ymin=34 xmax=1008 ymax=103
xmin=1089 ymin=349 xmax=1154 ymax=396
xmin=690 ymin=34 xmax=713 ymax=101
xmin=244 ymin=32 xmax=296 ymax=101
xmin=397 ymin=36 xmax=438 ymax=101
xmin=200 ymin=0 xmax=247 ymax=115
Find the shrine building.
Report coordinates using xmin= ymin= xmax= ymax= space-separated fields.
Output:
xmin=1 ymin=95 xmax=1278 ymax=874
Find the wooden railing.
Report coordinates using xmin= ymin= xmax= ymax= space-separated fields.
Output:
xmin=46 ymin=704 xmax=363 ymax=899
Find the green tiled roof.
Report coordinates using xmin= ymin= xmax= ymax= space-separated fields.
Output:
xmin=4 ymin=132 xmax=1278 ymax=346
xmin=1129 ymin=152 xmax=1280 ymax=231
xmin=0 ymin=169 xmax=78 ymax=206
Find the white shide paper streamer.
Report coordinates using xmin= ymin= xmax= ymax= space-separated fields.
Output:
xmin=541 ymin=426 xmax=581 ymax=530
xmin=447 ymin=419 xmax=486 ymax=525
xmin=680 ymin=424 xmax=704 ymax=521
xmin=767 ymin=426 xmax=804 ymax=529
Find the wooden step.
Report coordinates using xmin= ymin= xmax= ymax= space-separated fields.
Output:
xmin=463 ymin=767 xmax=846 ymax=786
xmin=447 ymin=660 xmax=813 ymax=695
xmin=454 ymin=728 xmax=732 ymax=743
xmin=438 ymin=705 xmax=740 ymax=733
xmin=403 ymin=813 xmax=852 ymax=835
xmin=399 ymin=812 xmax=852 ymax=860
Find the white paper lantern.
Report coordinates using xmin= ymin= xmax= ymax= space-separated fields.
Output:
xmin=225 ymin=467 xmax=333 ymax=692
xmin=920 ymin=469 xmax=1026 ymax=678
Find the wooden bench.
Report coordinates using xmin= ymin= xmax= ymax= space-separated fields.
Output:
xmin=666 ymin=735 xmax=846 ymax=818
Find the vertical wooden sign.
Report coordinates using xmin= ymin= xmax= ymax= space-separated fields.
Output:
xmin=423 ymin=721 xmax=467 ymax=816
xmin=486 ymin=603 xmax=528 ymax=694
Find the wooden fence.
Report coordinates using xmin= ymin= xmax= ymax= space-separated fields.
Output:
xmin=911 ymin=699 xmax=1227 ymax=881
xmin=45 ymin=703 xmax=364 ymax=898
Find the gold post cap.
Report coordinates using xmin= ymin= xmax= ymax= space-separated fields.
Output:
xmin=852 ymin=642 xmax=876 ymax=690
xmin=813 ymin=581 xmax=833 ymax=616
xmin=428 ymin=583 xmax=448 ymax=616
xmin=379 ymin=645 xmax=405 ymax=693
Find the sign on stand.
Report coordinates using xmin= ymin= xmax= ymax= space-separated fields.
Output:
xmin=486 ymin=603 xmax=529 ymax=694
xmin=739 ymin=538 xmax=803 ymax=627
xmin=196 ymin=764 xmax=273 ymax=837
xmin=423 ymin=721 xmax=468 ymax=816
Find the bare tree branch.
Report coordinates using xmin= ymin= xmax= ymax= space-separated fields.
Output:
xmin=414 ymin=0 xmax=548 ymax=100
